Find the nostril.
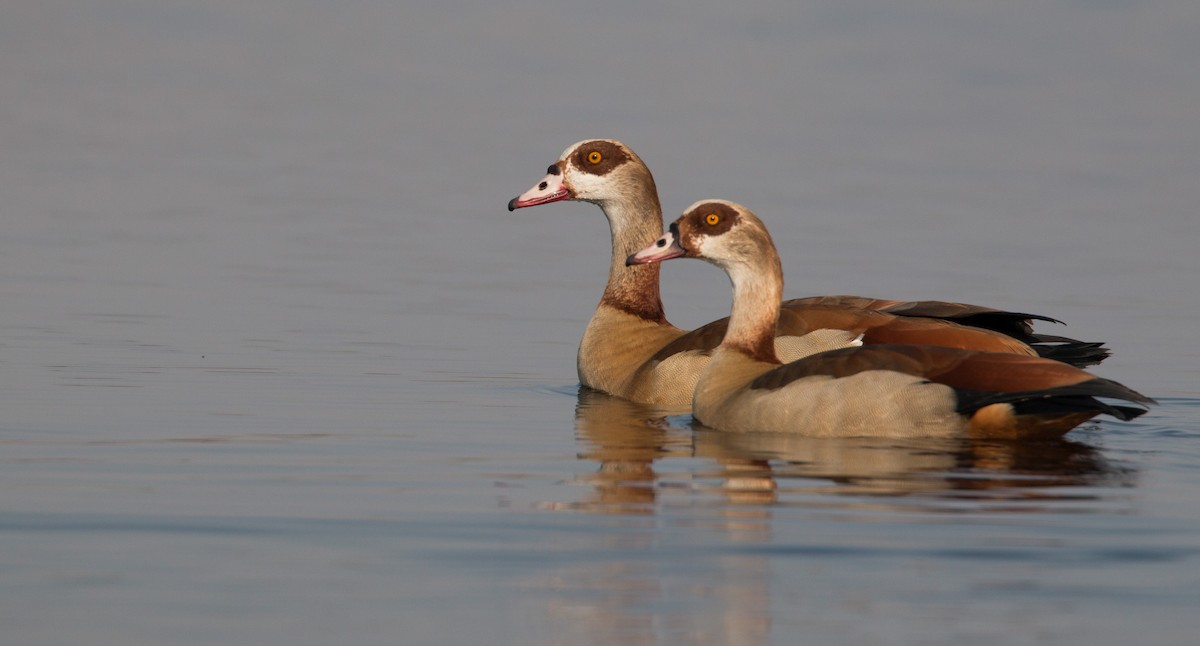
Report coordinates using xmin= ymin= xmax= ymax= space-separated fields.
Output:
xmin=656 ymin=239 xmax=666 ymax=248
xmin=538 ymin=182 xmax=548 ymax=190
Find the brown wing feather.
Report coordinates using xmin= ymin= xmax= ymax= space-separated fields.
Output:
xmin=783 ymin=296 xmax=1117 ymax=368
xmin=879 ymin=300 xmax=1061 ymax=329
xmin=916 ymin=349 xmax=1096 ymax=392
xmin=776 ymin=304 xmax=882 ymax=335
xmin=647 ymin=318 xmax=728 ymax=362
xmin=783 ymin=296 xmax=1064 ymax=342
xmin=860 ymin=316 xmax=1038 ymax=355
xmin=748 ymin=344 xmax=1096 ymax=393
xmin=785 ymin=295 xmax=907 ymax=311
xmin=651 ymin=305 xmax=1039 ymax=364
xmin=778 ymin=305 xmax=1038 ymax=356
xmin=783 ymin=295 xmax=1057 ymax=324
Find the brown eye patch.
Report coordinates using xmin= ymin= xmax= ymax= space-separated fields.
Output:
xmin=572 ymin=141 xmax=630 ymax=177
xmin=682 ymin=202 xmax=739 ymax=237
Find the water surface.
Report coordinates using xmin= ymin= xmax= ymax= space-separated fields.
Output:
xmin=2 ymin=1 xmax=1199 ymax=644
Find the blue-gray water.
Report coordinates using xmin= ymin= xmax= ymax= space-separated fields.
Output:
xmin=2 ymin=1 xmax=1198 ymax=644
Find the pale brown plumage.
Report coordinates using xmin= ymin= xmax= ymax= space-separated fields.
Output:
xmin=628 ymin=200 xmax=1151 ymax=438
xmin=509 ymin=139 xmax=1107 ymax=408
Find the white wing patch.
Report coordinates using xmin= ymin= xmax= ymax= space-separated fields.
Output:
xmin=775 ymin=329 xmax=864 ymax=363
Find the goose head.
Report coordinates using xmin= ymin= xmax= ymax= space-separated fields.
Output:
xmin=626 ymin=200 xmax=773 ymax=273
xmin=508 ymin=139 xmax=658 ymax=210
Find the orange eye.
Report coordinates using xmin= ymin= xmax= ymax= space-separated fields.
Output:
xmin=587 ymin=151 xmax=602 ymax=164
xmin=705 ymin=213 xmax=720 ymax=226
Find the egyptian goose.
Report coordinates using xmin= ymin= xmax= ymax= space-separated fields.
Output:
xmin=507 ymin=141 xmax=1107 ymax=408
xmin=627 ymin=200 xmax=1151 ymax=437
xmin=509 ymin=139 xmax=1108 ymax=368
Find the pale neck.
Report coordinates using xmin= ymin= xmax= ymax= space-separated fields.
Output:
xmin=597 ymin=191 xmax=667 ymax=323
xmin=720 ymin=248 xmax=784 ymax=363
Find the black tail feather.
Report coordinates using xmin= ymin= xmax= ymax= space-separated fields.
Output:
xmin=1031 ymin=340 xmax=1112 ymax=368
xmin=919 ymin=312 xmax=1048 ymax=342
xmin=1032 ymin=333 xmax=1088 ymax=344
xmin=956 ymin=379 xmax=1155 ymax=421
xmin=1008 ymin=396 xmax=1149 ymax=421
xmin=952 ymin=311 xmax=1062 ymax=336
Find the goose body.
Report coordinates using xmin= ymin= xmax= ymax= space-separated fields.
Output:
xmin=627 ymin=200 xmax=1151 ymax=438
xmin=577 ymin=304 xmax=859 ymax=407
xmin=509 ymin=139 xmax=1106 ymax=408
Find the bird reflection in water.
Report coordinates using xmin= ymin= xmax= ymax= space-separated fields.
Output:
xmin=533 ymin=387 xmax=1137 ymax=645
xmin=564 ymin=386 xmax=695 ymax=514
xmin=566 ymin=386 xmax=1135 ymax=514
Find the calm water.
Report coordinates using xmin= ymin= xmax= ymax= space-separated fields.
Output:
xmin=2 ymin=1 xmax=1199 ymax=644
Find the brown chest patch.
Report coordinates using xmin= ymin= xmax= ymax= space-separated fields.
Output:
xmin=601 ymin=263 xmax=667 ymax=324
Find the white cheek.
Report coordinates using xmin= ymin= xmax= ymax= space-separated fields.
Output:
xmin=694 ymin=234 xmax=741 ymax=274
xmin=696 ymin=234 xmax=731 ymax=259
xmin=566 ymin=168 xmax=608 ymax=198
